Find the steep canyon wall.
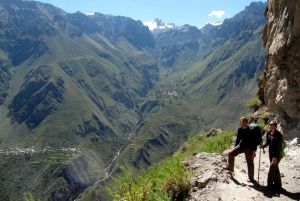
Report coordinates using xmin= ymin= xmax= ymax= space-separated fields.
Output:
xmin=260 ymin=0 xmax=300 ymax=138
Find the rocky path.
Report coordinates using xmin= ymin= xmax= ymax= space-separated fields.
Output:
xmin=188 ymin=138 xmax=300 ymax=201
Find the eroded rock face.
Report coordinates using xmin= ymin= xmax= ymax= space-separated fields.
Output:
xmin=260 ymin=0 xmax=300 ymax=138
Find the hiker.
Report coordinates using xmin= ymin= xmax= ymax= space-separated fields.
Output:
xmin=225 ymin=117 xmax=262 ymax=182
xmin=259 ymin=120 xmax=283 ymax=190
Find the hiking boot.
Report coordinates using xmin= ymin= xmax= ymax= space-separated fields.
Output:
xmin=247 ymin=178 xmax=257 ymax=183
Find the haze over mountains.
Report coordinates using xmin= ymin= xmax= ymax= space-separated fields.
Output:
xmin=0 ymin=0 xmax=267 ymax=200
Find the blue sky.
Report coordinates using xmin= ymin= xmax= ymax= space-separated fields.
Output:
xmin=36 ymin=0 xmax=267 ymax=28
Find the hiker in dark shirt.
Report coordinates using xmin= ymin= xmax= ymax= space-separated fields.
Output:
xmin=260 ymin=120 xmax=283 ymax=190
xmin=225 ymin=117 xmax=262 ymax=182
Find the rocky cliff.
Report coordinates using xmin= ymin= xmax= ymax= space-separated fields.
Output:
xmin=260 ymin=0 xmax=300 ymax=138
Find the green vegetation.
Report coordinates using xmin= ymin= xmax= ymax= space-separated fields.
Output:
xmin=245 ymin=97 xmax=262 ymax=111
xmin=260 ymin=112 xmax=270 ymax=121
xmin=255 ymin=112 xmax=270 ymax=131
xmin=23 ymin=193 xmax=41 ymax=201
xmin=107 ymin=159 xmax=189 ymax=201
xmin=107 ymin=130 xmax=236 ymax=200
xmin=0 ymin=151 xmax=77 ymax=201
xmin=179 ymin=131 xmax=236 ymax=160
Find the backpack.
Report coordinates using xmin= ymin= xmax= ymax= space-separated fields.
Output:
xmin=249 ymin=123 xmax=263 ymax=137
xmin=249 ymin=123 xmax=262 ymax=136
xmin=249 ymin=123 xmax=263 ymax=146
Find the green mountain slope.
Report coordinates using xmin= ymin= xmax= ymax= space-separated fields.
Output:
xmin=0 ymin=0 xmax=158 ymax=200
xmin=119 ymin=0 xmax=267 ymax=168
xmin=83 ymin=2 xmax=267 ymax=200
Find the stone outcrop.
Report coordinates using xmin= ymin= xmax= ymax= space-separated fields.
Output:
xmin=260 ymin=0 xmax=300 ymax=138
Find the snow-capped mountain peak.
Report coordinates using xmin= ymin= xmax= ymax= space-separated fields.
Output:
xmin=143 ymin=18 xmax=177 ymax=31
xmin=86 ymin=12 xmax=94 ymax=16
xmin=199 ymin=22 xmax=223 ymax=30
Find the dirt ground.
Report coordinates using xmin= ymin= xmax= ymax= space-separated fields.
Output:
xmin=188 ymin=138 xmax=300 ymax=201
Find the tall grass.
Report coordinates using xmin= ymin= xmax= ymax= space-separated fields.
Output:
xmin=107 ymin=156 xmax=190 ymax=201
xmin=107 ymin=130 xmax=236 ymax=200
xmin=180 ymin=130 xmax=235 ymax=155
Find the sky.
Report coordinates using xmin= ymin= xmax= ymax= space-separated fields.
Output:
xmin=36 ymin=0 xmax=267 ymax=28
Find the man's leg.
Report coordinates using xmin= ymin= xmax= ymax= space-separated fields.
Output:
xmin=244 ymin=148 xmax=255 ymax=180
xmin=227 ymin=145 xmax=243 ymax=171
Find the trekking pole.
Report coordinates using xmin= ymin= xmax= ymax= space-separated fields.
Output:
xmin=257 ymin=146 xmax=262 ymax=186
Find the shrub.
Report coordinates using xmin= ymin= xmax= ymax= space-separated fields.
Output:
xmin=245 ymin=97 xmax=262 ymax=111
xmin=260 ymin=112 xmax=270 ymax=121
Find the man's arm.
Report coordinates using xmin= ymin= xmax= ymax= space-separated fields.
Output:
xmin=234 ymin=128 xmax=241 ymax=147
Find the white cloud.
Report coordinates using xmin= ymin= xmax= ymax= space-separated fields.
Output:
xmin=208 ymin=10 xmax=225 ymax=18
